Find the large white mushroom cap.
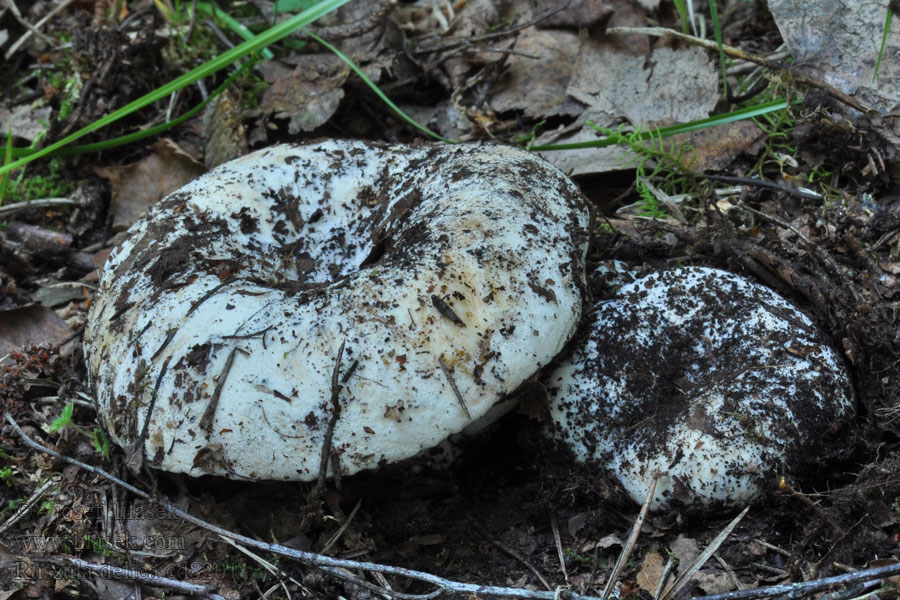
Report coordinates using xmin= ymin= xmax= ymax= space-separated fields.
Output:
xmin=547 ymin=265 xmax=855 ymax=510
xmin=85 ymin=140 xmax=590 ymax=480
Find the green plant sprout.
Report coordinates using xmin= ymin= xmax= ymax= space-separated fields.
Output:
xmin=708 ymin=0 xmax=728 ymax=97
xmin=47 ymin=402 xmax=112 ymax=459
xmin=48 ymin=401 xmax=74 ymax=433
xmin=516 ymin=120 xmax=547 ymax=150
xmin=672 ymin=0 xmax=691 ymax=34
xmin=588 ymin=123 xmax=699 ymax=220
xmin=92 ymin=428 xmax=111 ymax=459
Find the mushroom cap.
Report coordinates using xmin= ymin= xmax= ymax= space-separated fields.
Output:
xmin=85 ymin=140 xmax=590 ymax=480
xmin=546 ymin=265 xmax=855 ymax=510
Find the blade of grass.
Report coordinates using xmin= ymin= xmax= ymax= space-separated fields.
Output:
xmin=0 ymin=129 xmax=12 ymax=206
xmin=304 ymin=30 xmax=455 ymax=143
xmin=530 ymin=98 xmax=791 ymax=152
xmin=709 ymin=0 xmax=729 ymax=97
xmin=873 ymin=8 xmax=893 ymax=83
xmin=10 ymin=57 xmax=256 ymax=159
xmin=0 ymin=0 xmax=352 ymax=177
xmin=672 ymin=0 xmax=690 ymax=34
xmin=196 ymin=1 xmax=274 ymax=60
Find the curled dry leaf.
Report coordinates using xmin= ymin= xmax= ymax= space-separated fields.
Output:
xmin=94 ymin=139 xmax=206 ymax=232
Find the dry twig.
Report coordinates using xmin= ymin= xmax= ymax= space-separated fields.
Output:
xmin=601 ymin=474 xmax=658 ymax=600
xmin=660 ymin=506 xmax=749 ymax=600
xmin=3 ymin=412 xmax=607 ymax=600
xmin=32 ymin=555 xmax=226 ymax=599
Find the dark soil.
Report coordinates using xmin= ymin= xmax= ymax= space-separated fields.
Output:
xmin=1 ymin=1 xmax=900 ymax=599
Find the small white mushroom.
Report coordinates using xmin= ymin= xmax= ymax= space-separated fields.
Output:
xmin=85 ymin=140 xmax=590 ymax=480
xmin=546 ymin=265 xmax=855 ymax=510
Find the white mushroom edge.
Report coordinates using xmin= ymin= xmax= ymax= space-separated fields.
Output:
xmin=85 ymin=141 xmax=591 ymax=481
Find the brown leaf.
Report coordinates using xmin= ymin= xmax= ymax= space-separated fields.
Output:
xmin=669 ymin=121 xmax=767 ymax=172
xmin=259 ymin=55 xmax=350 ymax=134
xmin=203 ymin=87 xmax=248 ymax=169
xmin=491 ymin=28 xmax=583 ymax=118
xmin=636 ymin=551 xmax=665 ymax=593
xmin=569 ymin=42 xmax=718 ymax=127
xmin=94 ymin=139 xmax=207 ymax=232
xmin=0 ymin=305 xmax=73 ymax=358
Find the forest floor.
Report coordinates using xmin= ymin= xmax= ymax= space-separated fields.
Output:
xmin=1 ymin=0 xmax=900 ymax=599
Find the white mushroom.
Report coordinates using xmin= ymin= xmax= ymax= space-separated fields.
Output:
xmin=85 ymin=140 xmax=590 ymax=480
xmin=546 ymin=265 xmax=855 ymax=510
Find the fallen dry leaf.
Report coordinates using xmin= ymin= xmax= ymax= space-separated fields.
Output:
xmin=94 ymin=138 xmax=207 ymax=231
xmin=259 ymin=54 xmax=350 ymax=135
xmin=536 ymin=122 xmax=631 ymax=176
xmin=491 ymin=28 xmax=583 ymax=118
xmin=694 ymin=569 xmax=734 ymax=595
xmin=636 ymin=551 xmax=665 ymax=593
xmin=0 ymin=104 xmax=53 ymax=143
xmin=0 ymin=305 xmax=73 ymax=359
xmin=204 ymin=87 xmax=248 ymax=169
xmin=669 ymin=120 xmax=767 ymax=172
xmin=769 ymin=0 xmax=900 ymax=113
xmin=569 ymin=43 xmax=718 ymax=127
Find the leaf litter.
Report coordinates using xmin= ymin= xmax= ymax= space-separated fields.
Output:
xmin=1 ymin=0 xmax=900 ymax=599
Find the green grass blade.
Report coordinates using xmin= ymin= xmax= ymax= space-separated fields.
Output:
xmin=873 ymin=8 xmax=893 ymax=83
xmin=304 ymin=30 xmax=455 ymax=143
xmin=709 ymin=0 xmax=729 ymax=97
xmin=529 ymin=98 xmax=790 ymax=152
xmin=0 ymin=0 xmax=352 ymax=177
xmin=672 ymin=0 xmax=690 ymax=34
xmin=10 ymin=57 xmax=256 ymax=158
xmin=0 ymin=129 xmax=12 ymax=206
xmin=196 ymin=2 xmax=274 ymax=60
xmin=62 ymin=58 xmax=256 ymax=155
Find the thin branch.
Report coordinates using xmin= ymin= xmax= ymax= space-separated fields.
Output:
xmin=690 ymin=562 xmax=900 ymax=600
xmin=35 ymin=555 xmax=225 ymax=599
xmin=550 ymin=513 xmax=569 ymax=585
xmin=660 ymin=506 xmax=749 ymax=600
xmin=0 ymin=474 xmax=61 ymax=535
xmin=4 ymin=411 xmax=610 ymax=599
xmin=602 ymin=474 xmax=658 ymax=600
xmin=438 ymin=355 xmax=471 ymax=421
xmin=199 ymin=347 xmax=246 ymax=432
xmin=317 ymin=339 xmax=345 ymax=492
xmin=412 ymin=4 xmax=567 ymax=55
xmin=706 ymin=174 xmax=823 ymax=202
xmin=4 ymin=0 xmax=76 ymax=60
xmin=0 ymin=197 xmax=83 ymax=218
